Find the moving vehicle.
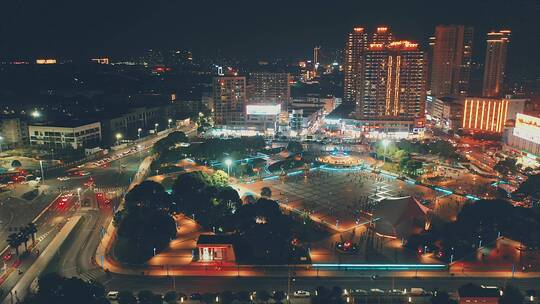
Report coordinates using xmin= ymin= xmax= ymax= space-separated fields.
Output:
xmin=106 ymin=291 xmax=119 ymax=300
xmin=293 ymin=290 xmax=311 ymax=298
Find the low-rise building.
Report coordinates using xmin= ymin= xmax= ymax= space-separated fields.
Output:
xmin=29 ymin=121 xmax=101 ymax=149
xmin=0 ymin=117 xmax=29 ymax=146
xmin=196 ymin=234 xmax=236 ymax=263
xmin=458 ymin=285 xmax=500 ymax=304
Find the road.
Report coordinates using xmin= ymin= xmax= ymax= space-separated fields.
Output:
xmin=101 ymin=274 xmax=540 ymax=295
xmin=0 ymin=148 xmax=147 ymax=299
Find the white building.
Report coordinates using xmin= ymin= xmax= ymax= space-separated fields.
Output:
xmin=29 ymin=121 xmax=101 ymax=149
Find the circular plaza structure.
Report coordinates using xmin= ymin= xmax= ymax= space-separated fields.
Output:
xmin=317 ymin=150 xmax=363 ymax=168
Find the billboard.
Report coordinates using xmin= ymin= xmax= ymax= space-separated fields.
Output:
xmin=513 ymin=113 xmax=540 ymax=144
xmin=246 ymin=104 xmax=281 ymax=115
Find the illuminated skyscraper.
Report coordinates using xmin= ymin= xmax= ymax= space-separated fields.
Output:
xmin=343 ymin=27 xmax=368 ymax=103
xmin=430 ymin=25 xmax=474 ymax=98
xmin=359 ymin=41 xmax=427 ymax=120
xmin=483 ymin=30 xmax=511 ymax=97
xmin=212 ymin=76 xmax=247 ymax=125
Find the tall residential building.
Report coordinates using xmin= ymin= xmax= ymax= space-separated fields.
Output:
xmin=371 ymin=26 xmax=393 ymax=45
xmin=430 ymin=25 xmax=474 ymax=98
xmin=343 ymin=27 xmax=368 ymax=103
xmin=212 ymin=76 xmax=247 ymax=125
xmin=358 ymin=41 xmax=427 ymax=120
xmin=248 ymin=72 xmax=291 ymax=104
xmin=313 ymin=46 xmax=321 ymax=65
xmin=483 ymin=30 xmax=511 ymax=97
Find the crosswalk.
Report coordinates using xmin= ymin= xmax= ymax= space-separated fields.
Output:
xmin=78 ymin=268 xmax=105 ymax=283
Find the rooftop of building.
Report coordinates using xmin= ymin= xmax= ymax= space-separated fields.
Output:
xmin=29 ymin=119 xmax=99 ymax=128
xmin=325 ymin=103 xmax=355 ymax=120
xmin=197 ymin=234 xmax=236 ymax=246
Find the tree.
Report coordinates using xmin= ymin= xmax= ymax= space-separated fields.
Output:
xmin=500 ymin=284 xmax=524 ymax=304
xmin=211 ymin=170 xmax=229 ymax=186
xmin=256 ymin=290 xmax=271 ymax=303
xmin=7 ymin=233 xmax=22 ymax=255
xmin=25 ymin=222 xmax=38 ymax=244
xmin=118 ymin=291 xmax=137 ymax=304
xmin=431 ymin=291 xmax=456 ymax=304
xmin=164 ymin=291 xmax=178 ymax=304
xmin=260 ymin=187 xmax=272 ymax=198
xmin=137 ymin=290 xmax=162 ymax=304
xmin=25 ymin=272 xmax=108 ymax=304
xmin=494 ymin=157 xmax=518 ymax=175
xmin=20 ymin=232 xmax=29 ymax=252
xmin=272 ymin=290 xmax=286 ymax=303
xmin=515 ymin=173 xmax=540 ymax=199
xmin=286 ymin=141 xmax=303 ymax=154
xmin=124 ymin=181 xmax=171 ymax=212
xmin=11 ymin=159 xmax=22 ymax=168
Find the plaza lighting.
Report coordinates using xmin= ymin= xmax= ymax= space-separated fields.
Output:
xmin=154 ymin=123 xmax=159 ymax=133
xmin=137 ymin=128 xmax=142 ymax=139
xmin=168 ymin=118 xmax=173 ymax=129
xmin=0 ymin=135 xmax=3 ymax=153
xmin=225 ymin=158 xmax=233 ymax=176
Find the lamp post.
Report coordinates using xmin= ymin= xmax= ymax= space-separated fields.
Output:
xmin=154 ymin=123 xmax=159 ymax=134
xmin=137 ymin=128 xmax=142 ymax=140
xmin=77 ymin=187 xmax=81 ymax=207
xmin=39 ymin=160 xmax=45 ymax=184
xmin=168 ymin=118 xmax=173 ymax=129
xmin=225 ymin=158 xmax=232 ymax=176
xmin=382 ymin=139 xmax=390 ymax=165
xmin=115 ymin=133 xmax=122 ymax=146
xmin=0 ymin=135 xmax=3 ymax=153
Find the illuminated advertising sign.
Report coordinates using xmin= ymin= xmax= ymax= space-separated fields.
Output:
xmin=36 ymin=59 xmax=57 ymax=64
xmin=513 ymin=113 xmax=540 ymax=144
xmin=246 ymin=104 xmax=281 ymax=115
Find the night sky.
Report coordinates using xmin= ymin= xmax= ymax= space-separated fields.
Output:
xmin=1 ymin=0 xmax=538 ymax=77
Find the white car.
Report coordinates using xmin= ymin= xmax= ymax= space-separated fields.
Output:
xmin=293 ymin=290 xmax=311 ymax=298
xmin=370 ymin=288 xmax=385 ymax=294
xmin=107 ymin=291 xmax=119 ymax=300
xmin=57 ymin=176 xmax=70 ymax=181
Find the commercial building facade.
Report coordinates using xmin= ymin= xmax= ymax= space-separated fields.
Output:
xmin=461 ymin=97 xmax=525 ymax=133
xmin=483 ymin=30 xmax=511 ymax=97
xmin=504 ymin=113 xmax=540 ymax=165
xmin=29 ymin=121 xmax=101 ymax=149
xmin=430 ymin=25 xmax=474 ymax=98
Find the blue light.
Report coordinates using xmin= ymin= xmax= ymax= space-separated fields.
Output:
xmin=466 ymin=194 xmax=480 ymax=201
xmin=312 ymin=263 xmax=447 ymax=270
xmin=434 ymin=187 xmax=453 ymax=195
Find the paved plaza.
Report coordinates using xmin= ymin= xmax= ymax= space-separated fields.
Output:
xmin=239 ymin=168 xmax=440 ymax=232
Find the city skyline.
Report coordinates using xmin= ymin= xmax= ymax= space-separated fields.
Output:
xmin=1 ymin=0 xmax=538 ymax=78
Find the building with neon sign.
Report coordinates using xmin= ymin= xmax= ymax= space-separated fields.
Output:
xmin=461 ymin=97 xmax=524 ymax=133
xmin=504 ymin=113 xmax=540 ymax=165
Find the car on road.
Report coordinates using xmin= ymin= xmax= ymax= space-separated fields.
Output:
xmin=293 ymin=290 xmax=311 ymax=298
xmin=2 ymin=252 xmax=13 ymax=262
xmin=370 ymin=288 xmax=385 ymax=294
xmin=352 ymin=289 xmax=368 ymax=295
xmin=106 ymin=291 xmax=119 ymax=300
xmin=57 ymin=176 xmax=70 ymax=181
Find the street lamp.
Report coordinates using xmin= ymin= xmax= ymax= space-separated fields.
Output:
xmin=137 ymin=128 xmax=142 ymax=140
xmin=225 ymin=158 xmax=232 ymax=176
xmin=0 ymin=135 xmax=3 ymax=153
xmin=382 ymin=139 xmax=390 ymax=165
xmin=115 ymin=133 xmax=122 ymax=146
xmin=155 ymin=123 xmax=159 ymax=133
xmin=77 ymin=187 xmax=81 ymax=206
xmin=31 ymin=110 xmax=41 ymax=118
xmin=39 ymin=160 xmax=45 ymax=183
xmin=168 ymin=118 xmax=173 ymax=129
